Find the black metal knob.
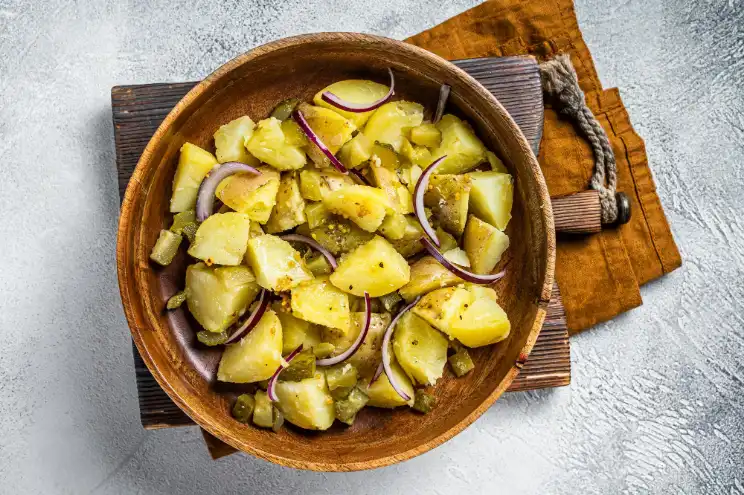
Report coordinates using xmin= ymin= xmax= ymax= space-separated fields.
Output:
xmin=615 ymin=192 xmax=631 ymax=225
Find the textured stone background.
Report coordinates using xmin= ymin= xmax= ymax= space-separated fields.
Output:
xmin=1 ymin=0 xmax=743 ymax=493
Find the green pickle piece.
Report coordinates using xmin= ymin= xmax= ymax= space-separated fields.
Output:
xmin=181 ymin=222 xmax=198 ymax=244
xmin=150 ymin=229 xmax=182 ymax=266
xmin=256 ymin=379 xmax=269 ymax=391
xmin=325 ymin=363 xmax=358 ymax=391
xmin=197 ymin=330 xmax=228 ymax=346
xmin=334 ymin=387 xmax=369 ymax=425
xmin=270 ymin=98 xmax=300 ymax=121
xmin=378 ymin=292 xmax=402 ymax=313
xmin=412 ymin=389 xmax=436 ymax=414
xmin=312 ymin=343 xmax=335 ymax=359
xmin=170 ymin=210 xmax=196 ymax=234
xmin=166 ymin=290 xmax=187 ymax=309
xmin=272 ymin=406 xmax=285 ymax=433
xmin=305 ymin=254 xmax=332 ymax=276
xmin=329 ymin=386 xmax=353 ymax=400
xmin=253 ymin=390 xmax=274 ymax=428
xmin=279 ymin=349 xmax=317 ymax=382
xmin=231 ymin=394 xmax=256 ymax=423
xmin=448 ymin=349 xmax=475 ymax=377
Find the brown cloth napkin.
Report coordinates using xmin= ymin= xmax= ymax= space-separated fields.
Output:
xmin=406 ymin=0 xmax=681 ymax=333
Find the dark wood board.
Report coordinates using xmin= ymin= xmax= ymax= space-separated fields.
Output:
xmin=111 ymin=56 xmax=570 ymax=446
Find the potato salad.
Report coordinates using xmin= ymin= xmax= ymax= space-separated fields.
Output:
xmin=150 ymin=69 xmax=514 ymax=431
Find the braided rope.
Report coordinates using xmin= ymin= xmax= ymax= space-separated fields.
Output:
xmin=539 ymin=54 xmax=618 ymax=224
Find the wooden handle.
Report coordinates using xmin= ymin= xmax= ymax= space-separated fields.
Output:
xmin=551 ymin=190 xmax=632 ymax=234
xmin=551 ymin=190 xmax=602 ymax=234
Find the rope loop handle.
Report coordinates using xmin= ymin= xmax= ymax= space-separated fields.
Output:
xmin=539 ymin=54 xmax=618 ymax=224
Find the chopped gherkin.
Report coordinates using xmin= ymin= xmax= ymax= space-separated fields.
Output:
xmin=448 ymin=348 xmax=475 ymax=377
xmin=312 ymin=343 xmax=335 ymax=359
xmin=197 ymin=330 xmax=228 ymax=346
xmin=181 ymin=222 xmax=198 ymax=244
xmin=253 ymin=390 xmax=273 ymax=428
xmin=412 ymin=389 xmax=436 ymax=414
xmin=231 ymin=394 xmax=255 ymax=423
xmin=334 ymin=387 xmax=369 ymax=425
xmin=325 ymin=363 xmax=358 ymax=391
xmin=329 ymin=386 xmax=353 ymax=400
xmin=166 ymin=290 xmax=187 ymax=310
xmin=270 ymin=98 xmax=300 ymax=121
xmin=272 ymin=406 xmax=285 ymax=432
xmin=150 ymin=229 xmax=182 ymax=266
xmin=279 ymin=349 xmax=316 ymax=382
xmin=170 ymin=210 xmax=196 ymax=235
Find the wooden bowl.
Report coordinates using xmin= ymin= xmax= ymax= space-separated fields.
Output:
xmin=117 ymin=33 xmax=555 ymax=471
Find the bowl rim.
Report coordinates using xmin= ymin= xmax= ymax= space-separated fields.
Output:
xmin=116 ymin=32 xmax=555 ymax=471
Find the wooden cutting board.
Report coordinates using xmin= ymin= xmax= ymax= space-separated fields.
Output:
xmin=111 ymin=56 xmax=570 ymax=458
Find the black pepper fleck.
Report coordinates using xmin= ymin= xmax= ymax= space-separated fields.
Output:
xmin=379 ymin=262 xmax=384 ymax=268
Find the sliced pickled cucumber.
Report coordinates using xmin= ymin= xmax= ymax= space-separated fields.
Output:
xmin=325 ymin=363 xmax=358 ymax=391
xmin=412 ymin=389 xmax=435 ymax=414
xmin=150 ymin=229 xmax=182 ymax=266
xmin=253 ymin=390 xmax=274 ymax=428
xmin=232 ymin=393 xmax=256 ymax=423
xmin=334 ymin=387 xmax=369 ymax=425
xmin=280 ymin=348 xmax=316 ymax=382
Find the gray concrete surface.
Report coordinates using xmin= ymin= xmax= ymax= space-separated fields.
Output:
xmin=0 ymin=0 xmax=742 ymax=493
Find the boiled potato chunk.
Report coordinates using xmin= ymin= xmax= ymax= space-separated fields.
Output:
xmin=430 ymin=114 xmax=487 ymax=174
xmin=398 ymin=256 xmax=463 ymax=302
xmin=272 ymin=303 xmax=314 ymax=354
xmin=245 ymin=234 xmax=313 ymax=292
xmin=298 ymin=218 xmax=374 ymax=256
xmin=338 ymin=132 xmax=373 ymax=169
xmin=275 ymin=372 xmax=335 ymax=430
xmin=365 ymin=359 xmax=415 ymax=408
xmin=363 ymin=101 xmax=424 ymax=152
xmin=291 ymin=276 xmax=350 ymax=333
xmin=463 ymin=215 xmax=510 ymax=274
xmin=424 ymin=174 xmax=471 ymax=236
xmin=215 ymin=167 xmax=281 ymax=224
xmin=265 ymin=172 xmax=306 ymax=233
xmin=398 ymin=164 xmax=422 ymax=194
xmin=450 ymin=297 xmax=510 ymax=347
xmin=323 ymin=312 xmax=391 ymax=378
xmin=217 ymin=309 xmax=283 ymax=383
xmin=412 ymin=286 xmax=472 ymax=335
xmin=213 ymin=116 xmax=259 ymax=165
xmin=187 ymin=212 xmax=252 ymax=266
xmin=185 ymin=263 xmax=260 ymax=333
xmin=313 ymin=79 xmax=390 ymax=127
xmin=297 ymin=103 xmax=355 ymax=167
xmin=170 ymin=142 xmax=218 ymax=213
xmin=299 ymin=168 xmax=354 ymax=201
xmin=468 ymin=171 xmax=514 ymax=230
xmin=330 ymin=236 xmax=410 ymax=297
xmin=409 ymin=123 xmax=442 ymax=148
xmin=322 ymin=185 xmax=391 ymax=232
xmin=378 ymin=212 xmax=408 ymax=241
xmin=393 ymin=312 xmax=448 ymax=385
xmin=246 ymin=117 xmax=307 ymax=171
xmin=281 ymin=119 xmax=308 ymax=148
xmin=486 ymin=150 xmax=508 ymax=173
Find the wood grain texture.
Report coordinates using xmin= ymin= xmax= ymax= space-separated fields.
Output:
xmin=552 ymin=190 xmax=602 ymax=234
xmin=114 ymin=33 xmax=556 ymax=471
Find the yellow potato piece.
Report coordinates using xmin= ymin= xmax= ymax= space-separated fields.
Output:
xmin=297 ymin=103 xmax=355 ymax=167
xmin=217 ymin=309 xmax=283 ymax=383
xmin=430 ymin=114 xmax=488 ymax=175
xmin=246 ymin=117 xmax=307 ymax=171
xmin=398 ymin=256 xmax=463 ymax=302
xmin=313 ymin=79 xmax=391 ymax=128
xmin=275 ymin=372 xmax=335 ymax=430
xmin=463 ymin=215 xmax=510 ymax=274
xmin=322 ymin=312 xmax=391 ymax=378
xmin=245 ymin=234 xmax=313 ymax=292
xmin=291 ymin=276 xmax=351 ymax=333
xmin=213 ymin=116 xmax=259 ymax=166
xmin=215 ymin=167 xmax=280 ymax=224
xmin=450 ymin=297 xmax=511 ymax=347
xmin=393 ymin=312 xmax=448 ymax=385
xmin=468 ymin=171 xmax=514 ymax=230
xmin=265 ymin=172 xmax=306 ymax=234
xmin=170 ymin=142 xmax=218 ymax=213
xmin=363 ymin=101 xmax=424 ymax=152
xmin=364 ymin=358 xmax=415 ymax=408
xmin=187 ymin=212 xmax=252 ymax=266
xmin=330 ymin=236 xmax=410 ymax=297
xmin=322 ymin=185 xmax=391 ymax=232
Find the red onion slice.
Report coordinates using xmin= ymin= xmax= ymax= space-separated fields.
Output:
xmin=279 ymin=233 xmax=337 ymax=270
xmin=380 ymin=296 xmax=421 ymax=401
xmin=433 ymin=84 xmax=450 ymax=124
xmin=292 ymin=110 xmax=348 ymax=175
xmin=224 ymin=289 xmax=269 ymax=344
xmin=267 ymin=344 xmax=304 ymax=402
xmin=320 ymin=68 xmax=395 ymax=113
xmin=413 ymin=155 xmax=447 ymax=247
xmin=421 ymin=237 xmax=506 ymax=284
xmin=316 ymin=292 xmax=371 ymax=367
xmin=195 ymin=161 xmax=261 ymax=222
